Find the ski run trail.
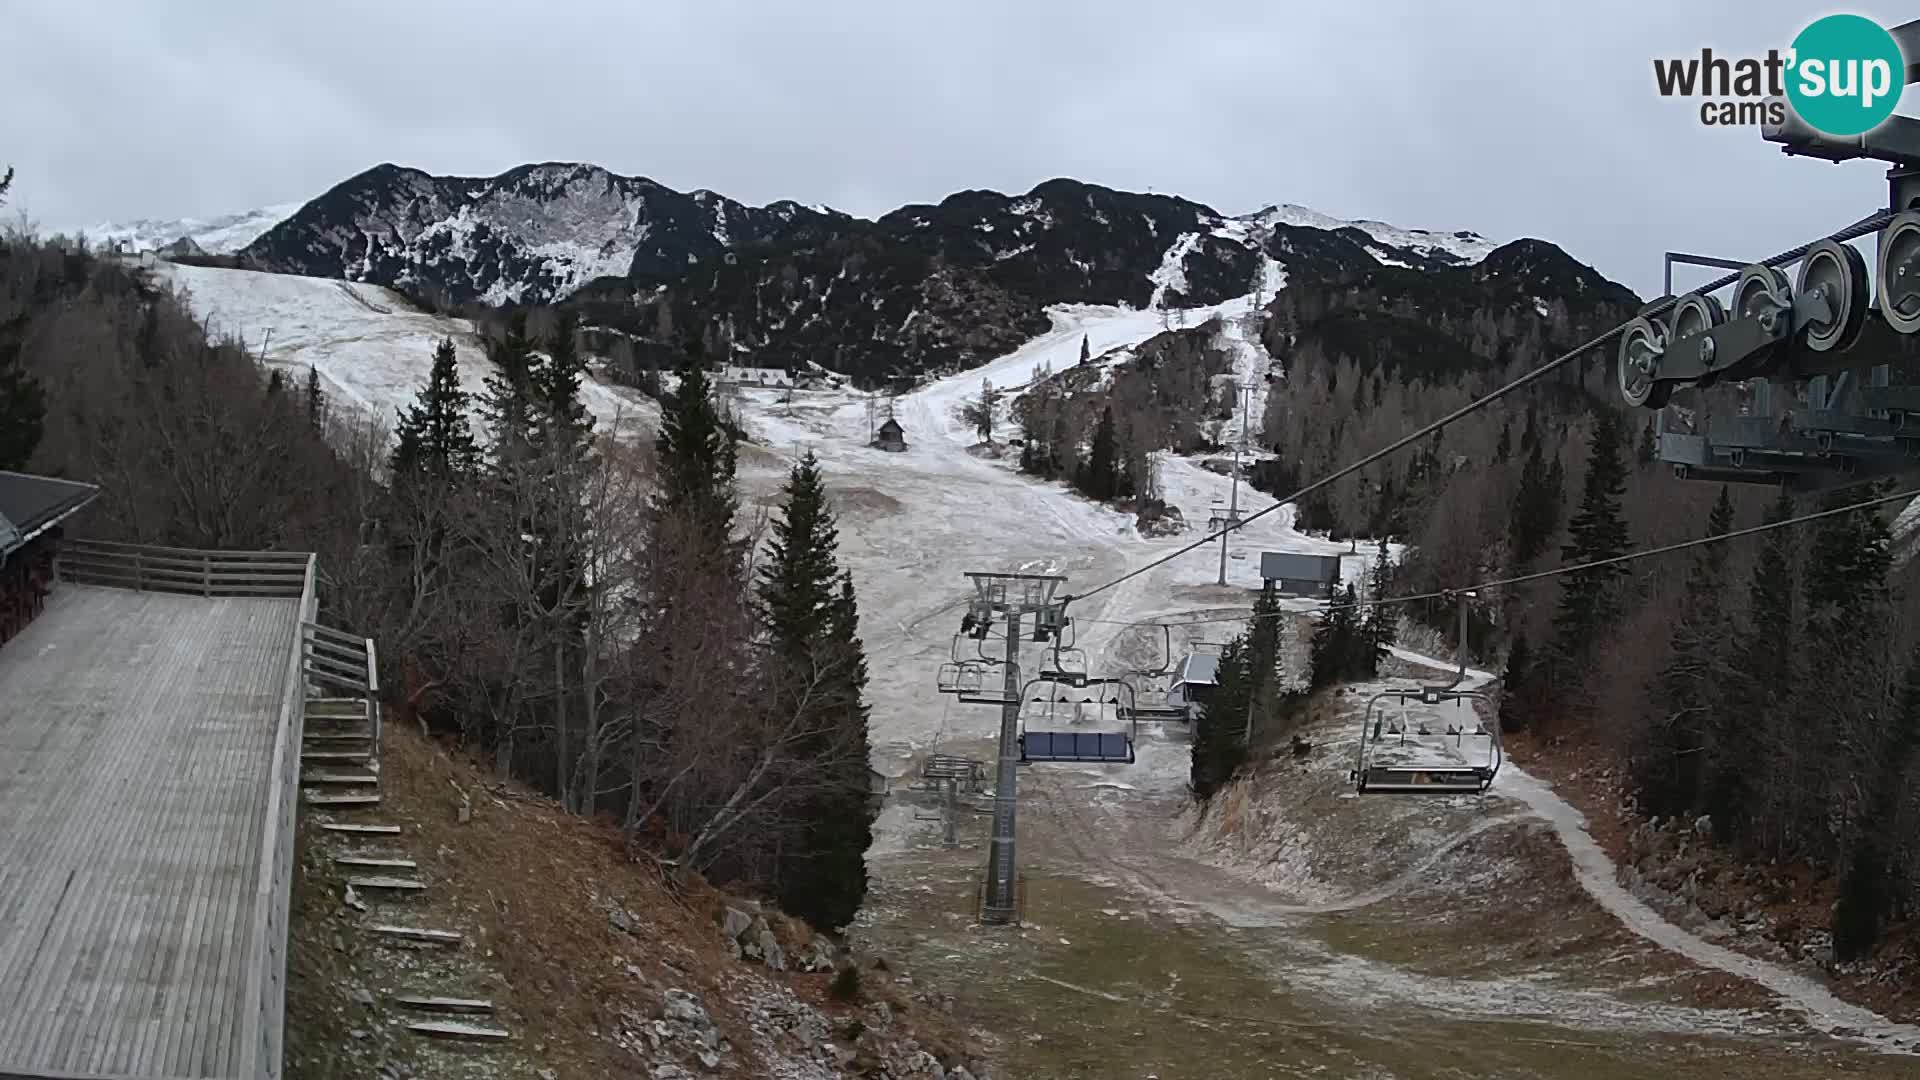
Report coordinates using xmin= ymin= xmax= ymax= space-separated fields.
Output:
xmin=147 ymin=255 xmax=1920 ymax=1057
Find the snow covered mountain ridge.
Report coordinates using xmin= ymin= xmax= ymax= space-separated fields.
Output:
xmin=77 ymin=163 xmax=1502 ymax=308
xmin=77 ymin=162 xmax=1636 ymax=387
xmin=63 ymin=202 xmax=305 ymax=256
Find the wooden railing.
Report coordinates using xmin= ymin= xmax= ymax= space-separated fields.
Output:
xmin=301 ymin=620 xmax=382 ymax=764
xmin=57 ymin=539 xmax=310 ymax=598
xmin=237 ymin=551 xmax=317 ymax=1080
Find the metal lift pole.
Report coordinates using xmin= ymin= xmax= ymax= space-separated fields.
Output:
xmin=1218 ymin=385 xmax=1252 ymax=585
xmin=984 ymin=610 xmax=1024 ymax=921
xmin=943 ymin=778 xmax=959 ymax=849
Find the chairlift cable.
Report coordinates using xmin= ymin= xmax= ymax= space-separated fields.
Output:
xmin=1057 ymin=211 xmax=1900 ymax=610
xmin=1113 ymin=483 xmax=1920 ymax=629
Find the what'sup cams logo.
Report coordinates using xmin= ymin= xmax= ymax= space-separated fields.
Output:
xmin=1654 ymin=13 xmax=1906 ymax=136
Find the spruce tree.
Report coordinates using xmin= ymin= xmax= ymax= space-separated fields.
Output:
xmin=1551 ymin=412 xmax=1630 ymax=664
xmin=1832 ymin=644 xmax=1920 ymax=961
xmin=306 ymin=366 xmax=325 ymax=431
xmin=761 ymin=453 xmax=875 ymax=928
xmin=391 ymin=337 xmax=480 ymax=484
xmin=1359 ymin=540 xmax=1396 ymax=676
xmin=533 ymin=310 xmax=593 ymax=457
xmin=1493 ymin=421 xmax=1511 ymax=464
xmin=480 ymin=312 xmax=538 ymax=472
xmin=1708 ymin=490 xmax=1797 ymax=847
xmin=1309 ymin=585 xmax=1362 ymax=689
xmin=654 ymin=360 xmax=739 ymax=529
xmin=1078 ymin=406 xmax=1120 ymax=501
xmin=1638 ymin=419 xmax=1656 ymax=464
xmin=1640 ymin=486 xmax=1734 ymax=816
xmin=1192 ymin=636 xmax=1251 ymax=801
xmin=1509 ymin=441 xmax=1564 ymax=568
xmin=1498 ymin=633 xmax=1532 ymax=734
xmin=1079 ymin=334 xmax=1091 ymax=365
xmin=0 ymin=314 xmax=45 ymax=471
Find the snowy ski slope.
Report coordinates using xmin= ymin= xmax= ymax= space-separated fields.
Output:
xmin=152 ymin=261 xmax=658 ymax=439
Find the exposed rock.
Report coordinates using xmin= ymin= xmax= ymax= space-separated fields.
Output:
xmin=756 ymin=929 xmax=786 ymax=972
xmin=722 ymin=907 xmax=755 ymax=941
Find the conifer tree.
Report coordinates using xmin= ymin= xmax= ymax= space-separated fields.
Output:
xmin=654 ymin=360 xmax=739 ymax=530
xmin=1832 ymin=644 xmax=1920 ymax=961
xmin=480 ymin=312 xmax=538 ymax=472
xmin=1192 ymin=635 xmax=1251 ymax=801
xmin=1498 ymin=633 xmax=1532 ymax=734
xmin=1078 ymin=406 xmax=1120 ymax=501
xmin=1509 ymin=441 xmax=1563 ymax=567
xmin=1493 ymin=421 xmax=1511 ymax=464
xmin=1638 ymin=419 xmax=1656 ymax=464
xmin=1359 ymin=540 xmax=1396 ymax=675
xmin=1639 ymin=486 xmax=1734 ymax=815
xmin=1309 ymin=584 xmax=1362 ymax=689
xmin=1079 ymin=334 xmax=1091 ymax=365
xmin=306 ymin=366 xmax=325 ymax=431
xmin=1551 ymin=411 xmax=1630 ymax=664
xmin=1708 ymin=490 xmax=1797 ymax=847
xmin=0 ymin=314 xmax=45 ymax=471
xmin=391 ymin=337 xmax=480 ymax=484
xmin=532 ymin=310 xmax=593 ymax=458
xmin=760 ymin=452 xmax=875 ymax=928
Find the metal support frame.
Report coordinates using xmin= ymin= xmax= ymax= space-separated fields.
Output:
xmin=1216 ymin=382 xmax=1256 ymax=586
xmin=961 ymin=571 xmax=1067 ymax=926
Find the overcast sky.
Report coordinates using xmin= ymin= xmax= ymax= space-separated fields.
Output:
xmin=5 ymin=1 xmax=1915 ymax=298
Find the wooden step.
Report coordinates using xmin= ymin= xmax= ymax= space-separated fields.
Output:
xmin=392 ymin=995 xmax=495 ymax=1015
xmin=302 ymin=771 xmax=379 ymax=787
xmin=334 ymin=855 xmax=417 ymax=871
xmin=306 ymin=793 xmax=380 ymax=807
xmin=347 ymin=875 xmax=426 ymax=892
xmin=407 ymin=1019 xmax=510 ymax=1042
xmin=320 ymin=822 xmax=401 ymax=836
xmin=300 ymin=750 xmax=372 ymax=764
xmin=369 ymin=924 xmax=461 ymax=945
xmin=303 ymin=732 xmax=372 ymax=745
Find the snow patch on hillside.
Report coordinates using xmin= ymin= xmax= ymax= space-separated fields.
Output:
xmin=1238 ymin=203 xmax=1499 ymax=266
xmin=67 ymin=202 xmax=304 ymax=254
xmin=151 ymin=261 xmax=656 ymax=439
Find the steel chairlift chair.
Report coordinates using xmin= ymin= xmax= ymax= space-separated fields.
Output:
xmin=1126 ymin=625 xmax=1191 ymax=722
xmin=1035 ymin=613 xmax=1089 ymax=686
xmin=1017 ymin=674 xmax=1137 ymax=764
xmin=1348 ymin=592 xmax=1500 ymax=795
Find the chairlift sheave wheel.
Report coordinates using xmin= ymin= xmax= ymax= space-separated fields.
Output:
xmin=1877 ymin=211 xmax=1920 ymax=335
xmin=1616 ymin=315 xmax=1671 ymax=409
xmin=1732 ymin=264 xmax=1792 ymax=324
xmin=1796 ymin=238 xmax=1869 ymax=352
xmin=1670 ymin=292 xmax=1726 ymax=342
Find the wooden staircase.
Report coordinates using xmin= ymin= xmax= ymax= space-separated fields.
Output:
xmin=294 ymin=620 xmax=519 ymax=1055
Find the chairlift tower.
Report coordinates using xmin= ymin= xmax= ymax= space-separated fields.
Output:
xmin=961 ymin=571 xmax=1068 ymax=924
xmin=1214 ymin=383 xmax=1258 ymax=585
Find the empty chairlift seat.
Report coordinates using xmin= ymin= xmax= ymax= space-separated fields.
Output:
xmin=1020 ymin=730 xmax=1135 ymax=764
xmin=1355 ymin=763 xmax=1493 ymax=795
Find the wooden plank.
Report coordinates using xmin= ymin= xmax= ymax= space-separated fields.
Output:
xmin=333 ymin=856 xmax=416 ymax=871
xmin=300 ymin=751 xmax=371 ymax=765
xmin=301 ymin=771 xmax=378 ymax=787
xmin=305 ymin=793 xmax=381 ymax=807
xmin=318 ymin=823 xmax=401 ymax=836
xmin=346 ymin=876 xmax=426 ymax=891
xmin=0 ymin=584 xmax=302 ymax=1077
xmin=406 ymin=1020 xmax=510 ymax=1042
xmin=391 ymin=995 xmax=495 ymax=1014
xmin=367 ymin=925 xmax=461 ymax=945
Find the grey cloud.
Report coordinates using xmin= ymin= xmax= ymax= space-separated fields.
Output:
xmin=3 ymin=0 xmax=1913 ymax=297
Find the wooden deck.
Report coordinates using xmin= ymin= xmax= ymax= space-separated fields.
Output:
xmin=0 ymin=583 xmax=303 ymax=1079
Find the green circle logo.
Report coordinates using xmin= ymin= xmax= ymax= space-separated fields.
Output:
xmin=1786 ymin=14 xmax=1906 ymax=136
